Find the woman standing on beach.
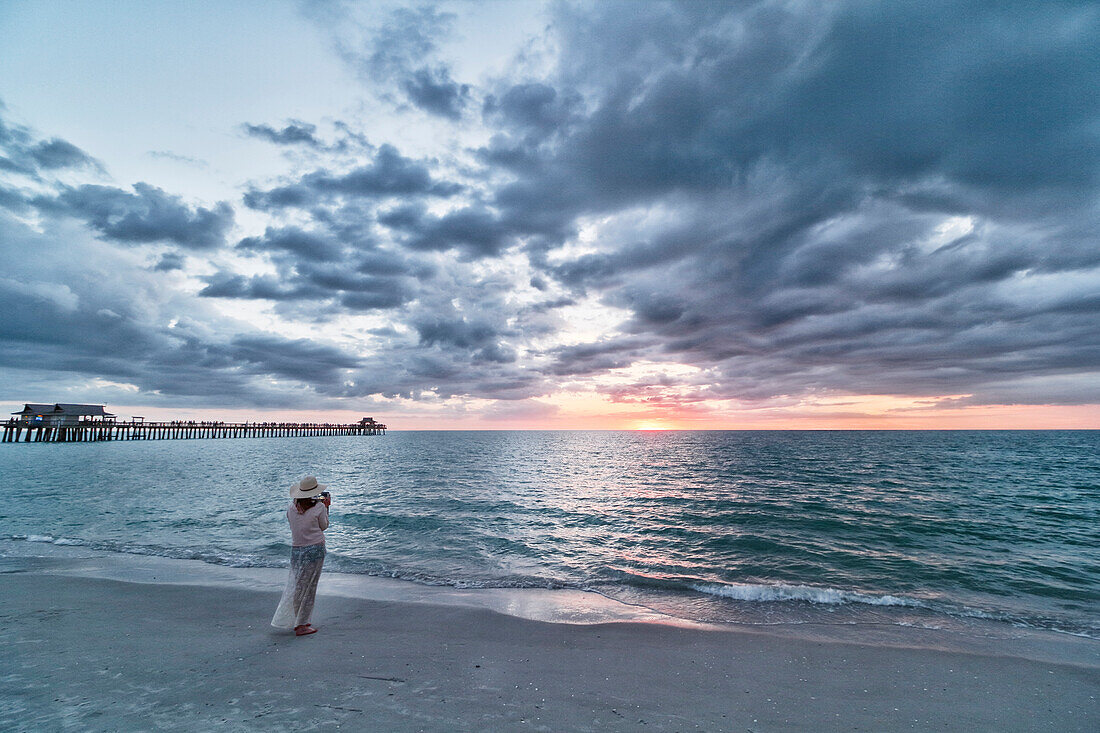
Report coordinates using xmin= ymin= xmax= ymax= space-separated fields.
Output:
xmin=271 ymin=476 xmax=331 ymax=636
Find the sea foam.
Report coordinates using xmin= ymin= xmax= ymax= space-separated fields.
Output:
xmin=690 ymin=581 xmax=926 ymax=608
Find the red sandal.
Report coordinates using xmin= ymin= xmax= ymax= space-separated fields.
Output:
xmin=294 ymin=625 xmax=318 ymax=636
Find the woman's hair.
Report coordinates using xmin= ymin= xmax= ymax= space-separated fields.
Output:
xmin=294 ymin=497 xmax=318 ymax=513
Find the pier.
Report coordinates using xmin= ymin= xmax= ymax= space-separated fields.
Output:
xmin=4 ymin=415 xmax=385 ymax=444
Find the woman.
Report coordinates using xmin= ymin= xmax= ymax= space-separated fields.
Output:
xmin=271 ymin=475 xmax=331 ymax=636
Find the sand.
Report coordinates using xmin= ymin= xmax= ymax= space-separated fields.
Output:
xmin=1 ymin=556 xmax=1097 ymax=732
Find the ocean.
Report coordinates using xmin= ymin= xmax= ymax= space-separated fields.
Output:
xmin=2 ymin=430 xmax=1097 ymax=639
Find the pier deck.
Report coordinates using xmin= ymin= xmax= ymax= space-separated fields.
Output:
xmin=1 ymin=420 xmax=386 ymax=443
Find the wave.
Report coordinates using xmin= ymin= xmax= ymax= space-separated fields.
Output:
xmin=21 ymin=534 xmax=84 ymax=546
xmin=8 ymin=534 xmax=279 ymax=569
xmin=4 ymin=534 xmax=566 ymax=589
xmin=591 ymin=570 xmax=1100 ymax=639
xmin=690 ymin=581 xmax=927 ymax=608
xmin=685 ymin=580 xmax=1099 ymax=639
xmin=7 ymin=534 xmax=1096 ymax=639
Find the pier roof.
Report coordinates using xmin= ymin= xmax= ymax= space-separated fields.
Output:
xmin=13 ymin=404 xmax=55 ymax=415
xmin=12 ymin=403 xmax=116 ymax=417
xmin=55 ymin=404 xmax=115 ymax=417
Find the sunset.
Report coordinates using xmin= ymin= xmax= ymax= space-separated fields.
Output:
xmin=2 ymin=2 xmax=1097 ymax=730
xmin=2 ymin=1 xmax=1097 ymax=428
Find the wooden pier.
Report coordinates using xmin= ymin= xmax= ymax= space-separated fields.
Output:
xmin=2 ymin=419 xmax=386 ymax=444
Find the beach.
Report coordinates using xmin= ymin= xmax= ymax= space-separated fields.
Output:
xmin=2 ymin=552 xmax=1097 ymax=732
xmin=3 ymin=431 xmax=1098 ymax=730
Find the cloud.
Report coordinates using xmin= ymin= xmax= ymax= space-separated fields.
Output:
xmin=216 ymin=333 xmax=360 ymax=383
xmin=401 ymin=65 xmax=470 ymax=120
xmin=0 ymin=211 xmax=364 ymax=407
xmin=0 ymin=106 xmax=102 ymax=177
xmin=224 ymin=1 xmax=1100 ymax=408
xmin=198 ymin=272 xmax=322 ymax=302
xmin=546 ymin=338 xmax=655 ymax=377
xmin=40 ymin=182 xmax=233 ymax=250
xmin=199 ymin=246 xmax=420 ymax=312
xmin=146 ymin=150 xmax=209 ymax=168
xmin=315 ymin=3 xmax=473 ymax=119
xmin=243 ymin=120 xmax=324 ymax=148
xmin=153 ymin=252 xmax=186 ymax=272
xmin=29 ymin=138 xmax=100 ymax=170
xmin=236 ymin=226 xmax=345 ymax=262
xmin=382 ymin=204 xmax=514 ymax=259
xmin=482 ymin=82 xmax=580 ymax=136
xmin=310 ymin=144 xmax=453 ymax=196
xmin=243 ymin=143 xmax=462 ymax=209
xmin=413 ymin=314 xmax=515 ymax=363
xmin=3 ymin=4 xmax=1098 ymax=417
xmin=463 ymin=1 xmax=1100 ymax=406
xmin=242 ymin=183 xmax=315 ymax=211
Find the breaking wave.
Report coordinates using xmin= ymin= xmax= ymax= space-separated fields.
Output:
xmin=690 ymin=581 xmax=926 ymax=608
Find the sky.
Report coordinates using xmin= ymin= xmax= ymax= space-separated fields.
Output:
xmin=1 ymin=0 xmax=1098 ymax=430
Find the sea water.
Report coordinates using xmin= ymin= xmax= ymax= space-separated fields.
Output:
xmin=2 ymin=430 xmax=1097 ymax=638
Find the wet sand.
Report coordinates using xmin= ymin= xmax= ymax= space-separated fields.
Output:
xmin=1 ymin=561 xmax=1097 ymax=732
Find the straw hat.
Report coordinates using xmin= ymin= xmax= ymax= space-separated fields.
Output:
xmin=289 ymin=475 xmax=327 ymax=499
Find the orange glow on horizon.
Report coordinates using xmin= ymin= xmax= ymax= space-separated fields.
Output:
xmin=53 ymin=395 xmax=1098 ymax=431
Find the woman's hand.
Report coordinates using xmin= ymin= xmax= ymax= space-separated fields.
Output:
xmin=322 ymin=493 xmax=332 ymax=508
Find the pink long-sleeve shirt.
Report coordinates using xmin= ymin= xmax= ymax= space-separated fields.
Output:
xmin=287 ymin=501 xmax=329 ymax=546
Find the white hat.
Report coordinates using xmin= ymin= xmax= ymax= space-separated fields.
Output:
xmin=290 ymin=475 xmax=327 ymax=499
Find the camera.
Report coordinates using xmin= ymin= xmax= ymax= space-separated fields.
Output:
xmin=320 ymin=491 xmax=330 ymax=499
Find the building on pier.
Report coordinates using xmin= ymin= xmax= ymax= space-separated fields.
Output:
xmin=11 ymin=403 xmax=116 ymax=427
xmin=3 ymin=404 xmax=386 ymax=443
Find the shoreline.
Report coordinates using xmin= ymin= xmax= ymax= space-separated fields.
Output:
xmin=5 ymin=540 xmax=1100 ymax=667
xmin=4 ymin=546 xmax=1100 ymax=731
xmin=2 ymin=558 xmax=1097 ymax=731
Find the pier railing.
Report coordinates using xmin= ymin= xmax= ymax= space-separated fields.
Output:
xmin=1 ymin=420 xmax=386 ymax=443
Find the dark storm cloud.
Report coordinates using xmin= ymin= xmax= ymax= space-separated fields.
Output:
xmin=482 ymin=83 xmax=581 ymax=137
xmin=359 ymin=5 xmax=451 ymax=75
xmin=243 ymin=120 xmax=324 ymax=148
xmin=242 ymin=183 xmax=315 ymax=211
xmin=243 ymin=143 xmax=461 ymax=210
xmin=29 ymin=139 xmax=99 ymax=170
xmin=236 ymin=226 xmax=344 ymax=262
xmin=0 ymin=229 xmax=362 ymax=406
xmin=216 ymin=333 xmax=360 ymax=382
xmin=241 ymin=120 xmax=374 ymax=154
xmin=356 ymin=248 xmax=422 ymax=277
xmin=302 ymin=260 xmax=416 ymax=311
xmin=413 ymin=315 xmax=515 ymax=363
xmin=0 ymin=105 xmax=102 ymax=177
xmin=153 ymin=252 xmax=185 ymax=272
xmin=361 ymin=6 xmax=471 ymax=119
xmin=4 ymin=4 xmax=1098 ymax=413
xmin=199 ymin=246 xmax=419 ymax=312
xmin=0 ymin=107 xmax=467 ymax=406
xmin=39 ymin=183 xmax=233 ymax=249
xmin=471 ymin=0 xmax=1100 ymax=405
xmin=545 ymin=338 xmax=655 ymax=377
xmin=381 ymin=204 xmax=513 ymax=259
xmin=480 ymin=0 xmax=1100 ymax=238
xmin=338 ymin=345 xmax=544 ymax=402
xmin=310 ymin=3 xmax=472 ymax=119
xmin=198 ymin=272 xmax=323 ymax=302
xmin=0 ymin=186 xmax=29 ymax=213
xmin=250 ymin=0 xmax=1098 ymax=408
xmin=401 ymin=65 xmax=470 ymax=120
xmin=309 ymin=145 xmax=451 ymax=196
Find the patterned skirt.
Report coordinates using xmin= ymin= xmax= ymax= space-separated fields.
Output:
xmin=271 ymin=542 xmax=326 ymax=629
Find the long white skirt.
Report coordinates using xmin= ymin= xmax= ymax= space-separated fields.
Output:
xmin=271 ymin=542 xmax=326 ymax=629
